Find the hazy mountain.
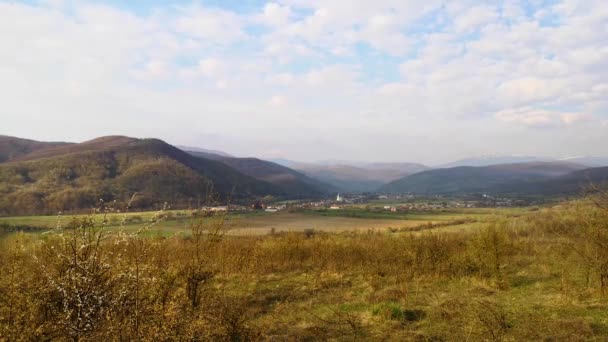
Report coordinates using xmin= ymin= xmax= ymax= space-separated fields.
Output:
xmin=268 ymin=158 xmax=297 ymax=167
xmin=0 ymin=136 xmax=285 ymax=215
xmin=485 ymin=162 xmax=586 ymax=177
xmin=558 ymin=156 xmax=608 ymax=167
xmin=184 ymin=151 xmax=332 ymax=196
xmin=438 ymin=155 xmax=553 ymax=168
xmin=291 ymin=164 xmax=386 ymax=193
xmin=0 ymin=135 xmax=72 ymax=163
xmin=496 ymin=166 xmax=608 ymax=196
xmin=290 ymin=162 xmax=429 ymax=193
xmin=182 ymin=150 xmax=226 ymax=161
xmin=177 ymin=145 xmax=233 ymax=158
xmin=439 ymin=155 xmax=608 ymax=169
xmin=379 ymin=161 xmax=588 ymax=195
xmin=361 ymin=162 xmax=430 ymax=179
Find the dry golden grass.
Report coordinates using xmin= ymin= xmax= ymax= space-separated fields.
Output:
xmin=1 ymin=200 xmax=608 ymax=341
xmin=224 ymin=212 xmax=432 ymax=235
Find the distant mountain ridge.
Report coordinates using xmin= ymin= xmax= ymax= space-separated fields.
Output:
xmin=558 ymin=156 xmax=608 ymax=167
xmin=276 ymin=155 xmax=608 ymax=194
xmin=437 ymin=155 xmax=553 ymax=168
xmin=379 ymin=161 xmax=592 ymax=195
xmin=189 ymin=153 xmax=428 ymax=193
xmin=176 ymin=145 xmax=233 ymax=158
xmin=485 ymin=166 xmax=608 ymax=196
xmin=182 ymin=150 xmax=332 ymax=196
xmin=0 ymin=135 xmax=72 ymax=163
xmin=438 ymin=155 xmax=608 ymax=168
xmin=288 ymin=161 xmax=430 ymax=193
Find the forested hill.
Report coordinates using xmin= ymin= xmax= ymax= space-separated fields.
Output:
xmin=0 ymin=136 xmax=287 ymax=215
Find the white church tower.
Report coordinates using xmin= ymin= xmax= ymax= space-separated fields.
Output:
xmin=336 ymin=193 xmax=343 ymax=202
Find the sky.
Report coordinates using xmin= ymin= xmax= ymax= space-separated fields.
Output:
xmin=1 ymin=0 xmax=607 ymax=165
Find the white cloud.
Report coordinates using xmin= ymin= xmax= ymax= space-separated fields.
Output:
xmin=215 ymin=80 xmax=228 ymax=90
xmin=302 ymin=65 xmax=359 ymax=88
xmin=132 ymin=60 xmax=170 ymax=81
xmin=266 ymin=73 xmax=294 ymax=86
xmin=330 ymin=46 xmax=353 ymax=56
xmin=501 ymin=0 xmax=527 ymax=22
xmin=269 ymin=95 xmax=287 ymax=107
xmin=263 ymin=1 xmax=442 ymax=57
xmin=258 ymin=2 xmax=292 ymax=27
xmin=198 ymin=58 xmax=224 ymax=77
xmin=358 ymin=14 xmax=411 ymax=56
xmin=2 ymin=0 xmax=608 ymax=163
xmin=498 ymin=77 xmax=565 ymax=105
xmin=174 ymin=6 xmax=246 ymax=44
xmin=453 ymin=5 xmax=498 ymax=32
xmin=377 ymin=83 xmax=417 ymax=96
xmin=495 ymin=107 xmax=590 ymax=128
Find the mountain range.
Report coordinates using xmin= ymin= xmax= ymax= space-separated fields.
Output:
xmin=1 ymin=134 xmax=608 ymax=215
xmin=277 ymin=155 xmax=608 ymax=195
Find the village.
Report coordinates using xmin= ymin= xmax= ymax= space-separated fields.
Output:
xmin=198 ymin=192 xmax=535 ymax=215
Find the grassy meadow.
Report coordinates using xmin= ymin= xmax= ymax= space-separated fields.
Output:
xmin=1 ymin=201 xmax=608 ymax=340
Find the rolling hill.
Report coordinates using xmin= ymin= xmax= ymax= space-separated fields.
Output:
xmin=0 ymin=135 xmax=72 ymax=163
xmin=0 ymin=136 xmax=289 ymax=215
xmin=379 ymin=161 xmax=589 ymax=195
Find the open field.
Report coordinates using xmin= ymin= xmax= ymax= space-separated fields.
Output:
xmin=0 ymin=207 xmax=510 ymax=236
xmin=224 ymin=211 xmax=489 ymax=235
xmin=2 ymin=201 xmax=608 ymax=340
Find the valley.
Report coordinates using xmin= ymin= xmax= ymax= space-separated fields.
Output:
xmin=2 ymin=134 xmax=608 ymax=341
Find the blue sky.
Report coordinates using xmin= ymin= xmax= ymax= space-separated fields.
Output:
xmin=1 ymin=0 xmax=607 ymax=164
